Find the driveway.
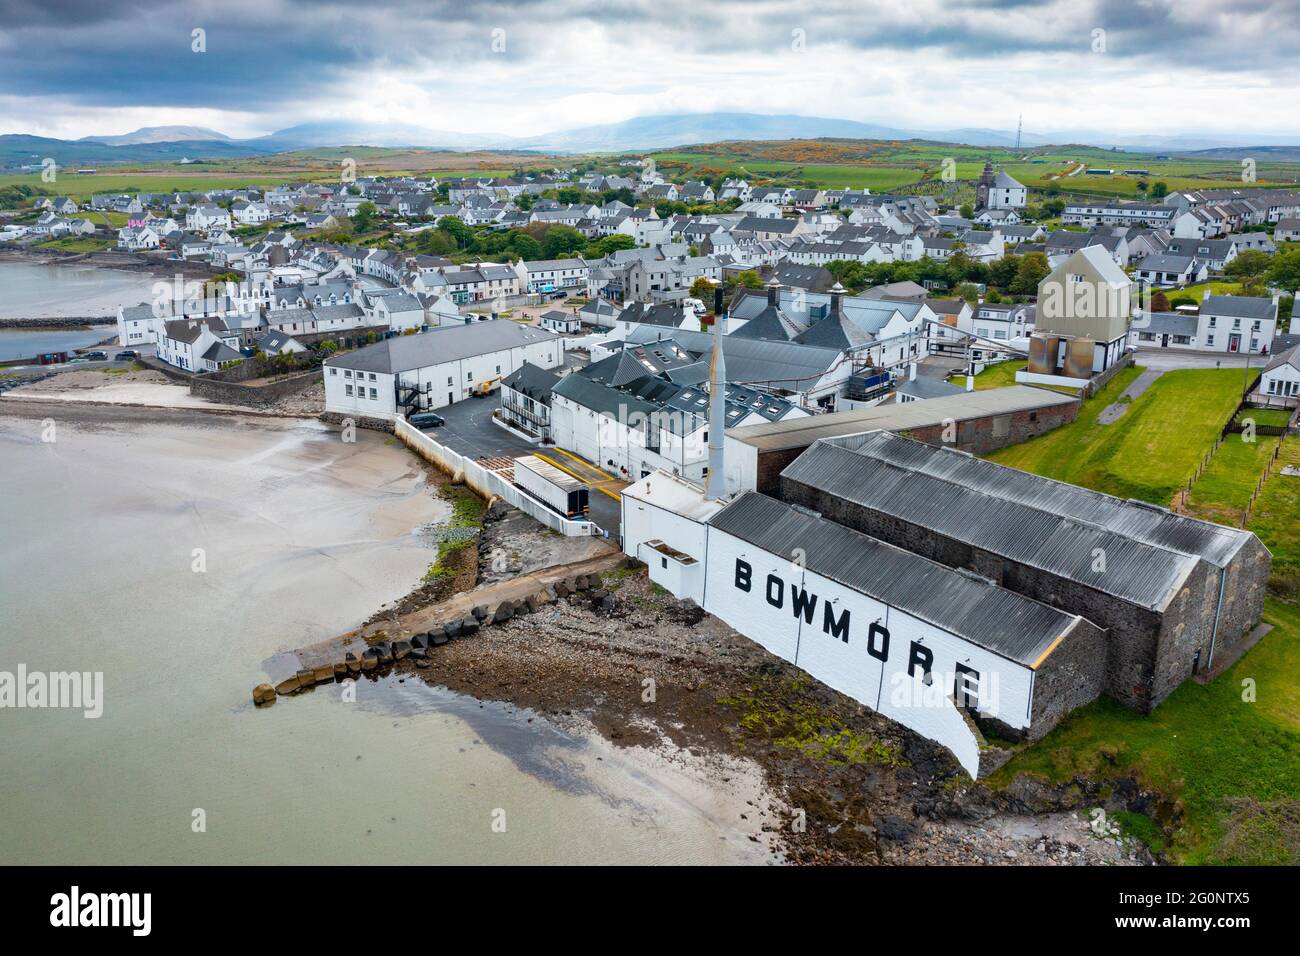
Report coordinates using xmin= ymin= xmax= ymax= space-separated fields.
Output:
xmin=1133 ymin=347 xmax=1269 ymax=372
xmin=430 ymin=396 xmax=623 ymax=537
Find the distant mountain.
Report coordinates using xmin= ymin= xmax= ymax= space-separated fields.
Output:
xmin=81 ymin=125 xmax=232 ymax=146
xmin=0 ymin=133 xmax=278 ymax=167
xmin=9 ymin=112 xmax=1300 ymax=168
xmin=254 ymin=121 xmax=510 ymax=152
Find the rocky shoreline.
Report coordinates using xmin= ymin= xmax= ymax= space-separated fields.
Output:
xmin=265 ymin=496 xmax=1155 ymax=867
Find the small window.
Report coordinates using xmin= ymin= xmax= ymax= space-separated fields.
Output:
xmin=329 ymin=367 xmax=337 ymax=376
xmin=345 ymin=384 xmax=353 ymax=396
xmin=370 ymin=388 xmax=378 ymax=399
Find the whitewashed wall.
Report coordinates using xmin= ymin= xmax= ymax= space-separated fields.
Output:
xmin=394 ymin=419 xmax=599 ymax=537
xmin=700 ymin=526 xmax=1036 ymax=777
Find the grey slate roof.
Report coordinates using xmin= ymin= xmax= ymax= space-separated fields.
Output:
xmin=501 ymin=361 xmax=560 ymax=402
xmin=708 ymin=493 xmax=1083 ymax=667
xmin=623 ymin=326 xmax=843 ymax=390
xmin=1201 ymin=295 xmax=1277 ymax=320
xmin=325 ymin=320 xmax=556 ymax=374
xmin=1133 ymin=311 xmax=1198 ymax=337
xmin=782 ymin=430 xmax=1255 ymax=609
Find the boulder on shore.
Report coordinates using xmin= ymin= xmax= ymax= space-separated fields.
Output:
xmin=492 ymin=603 xmax=514 ymax=624
xmin=471 ymin=605 xmax=489 ymax=621
xmin=252 ymin=683 xmax=276 ymax=705
xmin=274 ymin=677 xmax=301 ymax=696
xmin=392 ymin=640 xmax=412 ymax=660
xmin=444 ymin=620 xmax=462 ymax=638
xmin=460 ymin=617 xmax=480 ymax=636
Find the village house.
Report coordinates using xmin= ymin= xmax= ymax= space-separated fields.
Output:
xmin=323 ymin=320 xmax=562 ymax=417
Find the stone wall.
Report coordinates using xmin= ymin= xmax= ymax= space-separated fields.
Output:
xmin=189 ymin=368 xmax=319 ymax=408
xmin=780 ymin=478 xmax=1175 ymax=712
xmin=752 ymin=396 xmax=1080 ymax=494
xmin=1027 ymin=617 xmax=1109 ymax=738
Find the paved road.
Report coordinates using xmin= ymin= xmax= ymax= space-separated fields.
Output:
xmin=1133 ymin=347 xmax=1269 ymax=372
xmin=430 ymin=396 xmax=623 ymax=537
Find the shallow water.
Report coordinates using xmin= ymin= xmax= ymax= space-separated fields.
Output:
xmin=0 ymin=260 xmax=158 ymax=319
xmin=0 ymin=413 xmax=767 ymax=864
xmin=0 ymin=326 xmax=116 ymax=361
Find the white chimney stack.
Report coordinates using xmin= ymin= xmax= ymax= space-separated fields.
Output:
xmin=705 ymin=281 xmax=727 ymax=501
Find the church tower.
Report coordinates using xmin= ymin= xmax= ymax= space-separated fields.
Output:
xmin=975 ymin=159 xmax=994 ymax=211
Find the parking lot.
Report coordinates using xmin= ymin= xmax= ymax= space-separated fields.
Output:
xmin=430 ymin=395 xmax=624 ymax=537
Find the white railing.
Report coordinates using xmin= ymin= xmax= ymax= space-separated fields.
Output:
xmin=394 ymin=418 xmax=599 ymax=537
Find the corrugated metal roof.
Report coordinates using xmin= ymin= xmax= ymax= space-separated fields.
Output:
xmin=780 ymin=434 xmax=1221 ymax=610
xmin=622 ymin=327 xmax=842 ymax=390
xmin=708 ymin=493 xmax=1081 ymax=666
xmin=325 ymin=321 xmax=557 ymax=374
xmin=826 ymin=430 xmax=1252 ymax=569
xmin=728 ymin=385 xmax=1077 ymax=451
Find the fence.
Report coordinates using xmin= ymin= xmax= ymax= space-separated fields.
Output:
xmin=393 ymin=418 xmax=600 ymax=537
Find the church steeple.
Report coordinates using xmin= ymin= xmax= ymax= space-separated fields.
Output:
xmin=975 ymin=158 xmax=995 ymax=211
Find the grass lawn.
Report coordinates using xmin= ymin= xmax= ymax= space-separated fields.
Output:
xmin=1159 ymin=280 xmax=1244 ymax=303
xmin=35 ymin=236 xmax=113 ymax=253
xmin=1184 ymin=436 xmax=1277 ymax=525
xmin=986 ymin=367 xmax=1244 ymax=504
xmin=1247 ymin=437 xmax=1300 ymax=598
xmin=987 ymin=600 xmax=1300 ymax=864
xmin=1234 ymin=407 xmax=1294 ymax=429
xmin=970 ymin=358 xmax=1026 ymax=390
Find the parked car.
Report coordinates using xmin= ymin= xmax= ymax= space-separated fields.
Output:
xmin=408 ymin=412 xmax=445 ymax=430
xmin=115 ymin=350 xmax=139 ymax=360
xmin=83 ymin=350 xmax=108 ymax=360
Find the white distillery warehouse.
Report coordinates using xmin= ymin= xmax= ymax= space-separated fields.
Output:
xmin=323 ymin=320 xmax=563 ymax=418
xmin=620 ymin=431 xmax=1270 ymax=778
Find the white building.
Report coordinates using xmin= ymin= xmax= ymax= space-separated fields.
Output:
xmin=620 ymin=476 xmax=1099 ymax=778
xmin=1254 ymin=343 xmax=1300 ymax=406
xmin=155 ymin=317 xmax=242 ymax=372
xmin=323 ymin=320 xmax=563 ymax=418
xmin=987 ymin=171 xmax=1027 ymax=210
xmin=1196 ymin=293 xmax=1278 ymax=354
xmin=185 ymin=204 xmax=233 ymax=233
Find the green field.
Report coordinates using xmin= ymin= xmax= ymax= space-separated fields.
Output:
xmin=970 ymin=358 xmax=1026 ymax=390
xmin=988 ymin=599 xmax=1300 ymax=864
xmin=987 ymin=383 xmax=1300 ymax=864
xmin=1247 ymin=437 xmax=1300 ymax=597
xmin=652 ymin=140 xmax=1300 ymax=199
xmin=34 ymin=236 xmax=113 ymax=252
xmin=986 ymin=367 xmax=1247 ymax=504
xmin=1184 ymin=435 xmax=1279 ymax=525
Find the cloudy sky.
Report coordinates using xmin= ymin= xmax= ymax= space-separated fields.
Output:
xmin=2 ymin=0 xmax=1297 ymax=141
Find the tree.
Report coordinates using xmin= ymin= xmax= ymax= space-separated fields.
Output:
xmin=825 ymin=259 xmax=869 ymax=292
xmin=508 ymin=233 xmax=542 ymax=260
xmin=583 ymin=234 xmax=635 ymax=258
xmin=351 ymin=201 xmax=378 ymax=233
xmin=1149 ymin=290 xmax=1171 ymax=313
xmin=1149 ymin=181 xmax=1169 ymax=199
xmin=540 ymin=224 xmax=586 ymax=259
xmin=689 ymin=276 xmax=716 ymax=300
xmin=959 ymin=203 xmax=974 ymax=220
xmin=1010 ymin=251 xmax=1049 ymax=296
xmin=1266 ymin=248 xmax=1300 ymax=293
xmin=436 ymin=216 xmax=475 ymax=250
xmin=1226 ymin=249 xmax=1272 ymax=291
xmin=727 ymin=270 xmax=763 ymax=291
